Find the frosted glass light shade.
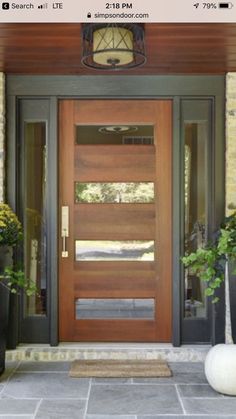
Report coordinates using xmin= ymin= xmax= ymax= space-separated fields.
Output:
xmin=93 ymin=27 xmax=134 ymax=66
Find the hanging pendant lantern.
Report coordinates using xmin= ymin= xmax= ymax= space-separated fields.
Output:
xmin=81 ymin=23 xmax=146 ymax=70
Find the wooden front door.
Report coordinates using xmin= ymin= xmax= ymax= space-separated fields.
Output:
xmin=59 ymin=100 xmax=172 ymax=342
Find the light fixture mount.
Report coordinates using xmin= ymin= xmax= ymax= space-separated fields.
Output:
xmin=99 ymin=125 xmax=138 ymax=134
xmin=81 ymin=23 xmax=146 ymax=70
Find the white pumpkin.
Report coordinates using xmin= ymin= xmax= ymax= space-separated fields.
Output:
xmin=205 ymin=344 xmax=236 ymax=396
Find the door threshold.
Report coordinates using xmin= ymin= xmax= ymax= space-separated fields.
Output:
xmin=6 ymin=343 xmax=210 ymax=362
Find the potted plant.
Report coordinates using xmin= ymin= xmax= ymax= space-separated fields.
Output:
xmin=0 ymin=203 xmax=36 ymax=376
xmin=182 ymin=211 xmax=236 ymax=395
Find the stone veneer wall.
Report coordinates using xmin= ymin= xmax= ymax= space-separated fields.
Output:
xmin=0 ymin=73 xmax=5 ymax=203
xmin=226 ymin=73 xmax=236 ymax=215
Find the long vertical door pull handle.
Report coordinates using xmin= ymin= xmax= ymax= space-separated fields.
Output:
xmin=61 ymin=206 xmax=69 ymax=258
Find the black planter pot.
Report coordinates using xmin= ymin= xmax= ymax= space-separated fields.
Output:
xmin=0 ymin=246 xmax=12 ymax=376
xmin=0 ymin=281 xmax=10 ymax=376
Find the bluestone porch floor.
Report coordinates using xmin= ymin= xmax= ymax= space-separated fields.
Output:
xmin=1 ymin=361 xmax=236 ymax=419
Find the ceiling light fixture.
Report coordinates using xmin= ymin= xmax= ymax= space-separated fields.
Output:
xmin=81 ymin=23 xmax=146 ymax=70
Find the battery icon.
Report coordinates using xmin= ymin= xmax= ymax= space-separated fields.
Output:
xmin=219 ymin=2 xmax=233 ymax=7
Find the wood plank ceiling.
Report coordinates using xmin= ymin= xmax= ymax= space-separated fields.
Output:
xmin=0 ymin=23 xmax=236 ymax=74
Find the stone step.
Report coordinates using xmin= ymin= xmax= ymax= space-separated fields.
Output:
xmin=6 ymin=343 xmax=210 ymax=362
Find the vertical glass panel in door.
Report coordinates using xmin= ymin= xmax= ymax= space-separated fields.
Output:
xmin=23 ymin=123 xmax=47 ymax=316
xmin=184 ymin=123 xmax=207 ymax=318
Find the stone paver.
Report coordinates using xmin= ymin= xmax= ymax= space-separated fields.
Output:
xmin=0 ymin=362 xmax=19 ymax=382
xmin=183 ymin=398 xmax=236 ymax=415
xmin=92 ymin=378 xmax=132 ymax=383
xmin=0 ymin=417 xmax=33 ymax=419
xmin=3 ymin=373 xmax=89 ymax=399
xmin=169 ymin=361 xmax=205 ymax=373
xmin=0 ymin=361 xmax=236 ymax=418
xmin=87 ymin=384 xmax=183 ymax=415
xmin=17 ymin=361 xmax=70 ymax=372
xmin=133 ymin=372 xmax=208 ymax=384
xmin=86 ymin=416 xmax=136 ymax=419
xmin=178 ymin=383 xmax=222 ymax=398
xmin=137 ymin=417 xmax=236 ymax=419
xmin=35 ymin=399 xmax=86 ymax=419
xmin=0 ymin=399 xmax=38 ymax=415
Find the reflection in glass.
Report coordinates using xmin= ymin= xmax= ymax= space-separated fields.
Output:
xmin=123 ymin=136 xmax=154 ymax=145
xmin=24 ymin=123 xmax=47 ymax=316
xmin=76 ymin=298 xmax=155 ymax=319
xmin=184 ymin=123 xmax=207 ymax=318
xmin=75 ymin=240 xmax=154 ymax=261
xmin=75 ymin=182 xmax=154 ymax=203
xmin=76 ymin=125 xmax=154 ymax=145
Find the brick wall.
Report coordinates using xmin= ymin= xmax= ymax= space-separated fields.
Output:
xmin=0 ymin=73 xmax=5 ymax=203
xmin=226 ymin=73 xmax=236 ymax=215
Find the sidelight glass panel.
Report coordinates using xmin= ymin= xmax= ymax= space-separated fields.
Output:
xmin=184 ymin=122 xmax=207 ymax=318
xmin=75 ymin=298 xmax=155 ymax=319
xmin=23 ymin=122 xmax=47 ymax=316
xmin=76 ymin=125 xmax=154 ymax=145
xmin=75 ymin=240 xmax=155 ymax=261
xmin=75 ymin=182 xmax=155 ymax=203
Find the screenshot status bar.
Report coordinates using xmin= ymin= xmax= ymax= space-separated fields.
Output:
xmin=0 ymin=0 xmax=235 ymax=22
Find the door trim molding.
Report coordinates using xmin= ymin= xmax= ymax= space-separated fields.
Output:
xmin=7 ymin=75 xmax=224 ymax=97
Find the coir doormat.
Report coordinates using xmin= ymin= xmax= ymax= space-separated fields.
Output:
xmin=69 ymin=359 xmax=172 ymax=378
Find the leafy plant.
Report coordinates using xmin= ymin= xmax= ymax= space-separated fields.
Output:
xmin=182 ymin=212 xmax=236 ymax=303
xmin=0 ymin=204 xmax=22 ymax=246
xmin=0 ymin=204 xmax=37 ymax=296
xmin=0 ymin=267 xmax=37 ymax=296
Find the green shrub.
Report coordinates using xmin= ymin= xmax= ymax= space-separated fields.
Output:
xmin=182 ymin=212 xmax=236 ymax=303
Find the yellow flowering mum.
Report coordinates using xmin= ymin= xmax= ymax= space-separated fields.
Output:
xmin=0 ymin=203 xmax=22 ymax=246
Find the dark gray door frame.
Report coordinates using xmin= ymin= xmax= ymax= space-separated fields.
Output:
xmin=6 ymin=75 xmax=225 ymax=346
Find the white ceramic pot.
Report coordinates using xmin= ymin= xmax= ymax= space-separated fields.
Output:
xmin=205 ymin=344 xmax=236 ymax=395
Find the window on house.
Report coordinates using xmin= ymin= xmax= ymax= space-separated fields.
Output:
xmin=75 ymin=125 xmax=154 ymax=145
xmin=75 ymin=240 xmax=155 ymax=261
xmin=23 ymin=122 xmax=47 ymax=316
xmin=184 ymin=121 xmax=208 ymax=318
xmin=75 ymin=182 xmax=155 ymax=203
xmin=75 ymin=298 xmax=155 ymax=319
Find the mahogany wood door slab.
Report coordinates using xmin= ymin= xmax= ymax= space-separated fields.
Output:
xmin=59 ymin=100 xmax=172 ymax=342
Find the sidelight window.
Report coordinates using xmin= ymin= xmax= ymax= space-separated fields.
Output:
xmin=182 ymin=100 xmax=211 ymax=319
xmin=23 ymin=122 xmax=47 ymax=316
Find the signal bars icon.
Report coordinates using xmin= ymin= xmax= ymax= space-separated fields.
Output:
xmin=38 ymin=3 xmax=48 ymax=9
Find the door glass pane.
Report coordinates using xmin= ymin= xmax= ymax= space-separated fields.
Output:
xmin=76 ymin=125 xmax=154 ymax=145
xmin=75 ymin=182 xmax=155 ymax=203
xmin=76 ymin=298 xmax=155 ymax=319
xmin=184 ymin=123 xmax=207 ymax=318
xmin=75 ymin=240 xmax=155 ymax=261
xmin=24 ymin=122 xmax=47 ymax=316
